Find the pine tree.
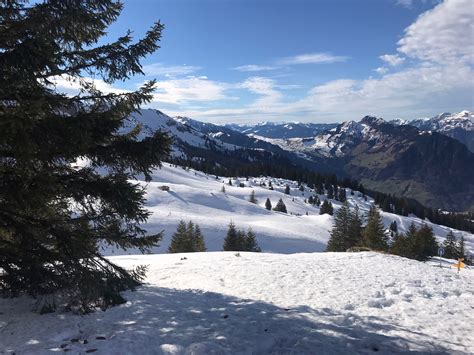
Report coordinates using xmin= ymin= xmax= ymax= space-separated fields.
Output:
xmin=326 ymin=203 xmax=351 ymax=251
xmin=442 ymin=230 xmax=458 ymax=259
xmin=265 ymin=198 xmax=272 ymax=211
xmin=457 ymin=235 xmax=466 ymax=259
xmin=315 ymin=196 xmax=321 ymax=206
xmin=411 ymin=223 xmax=438 ymax=261
xmin=284 ymin=185 xmax=290 ymax=195
xmin=245 ymin=228 xmax=261 ymax=252
xmin=221 ymin=185 xmax=226 ymax=193
xmin=362 ymin=206 xmax=388 ymax=251
xmin=273 ymin=199 xmax=287 ymax=213
xmin=327 ymin=185 xmax=334 ymax=199
xmin=347 ymin=205 xmax=363 ymax=247
xmin=319 ymin=200 xmax=333 ymax=215
xmin=0 ymin=0 xmax=170 ymax=312
xmin=168 ymin=221 xmax=189 ymax=253
xmin=192 ymin=224 xmax=206 ymax=252
xmin=228 ymin=179 xmax=233 ymax=186
xmin=308 ymin=196 xmax=314 ymax=205
xmin=338 ymin=188 xmax=347 ymax=203
xmin=223 ymin=222 xmax=239 ymax=251
xmin=249 ymin=190 xmax=257 ymax=204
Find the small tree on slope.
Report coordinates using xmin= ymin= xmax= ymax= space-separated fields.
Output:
xmin=273 ymin=199 xmax=287 ymax=213
xmin=442 ymin=230 xmax=458 ymax=259
xmin=265 ymin=198 xmax=272 ymax=211
xmin=0 ymin=0 xmax=170 ymax=312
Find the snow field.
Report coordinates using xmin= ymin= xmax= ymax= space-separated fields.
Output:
xmin=1 ymin=252 xmax=473 ymax=354
xmin=105 ymin=163 xmax=473 ymax=255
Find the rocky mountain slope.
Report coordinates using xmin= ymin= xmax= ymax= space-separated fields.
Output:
xmin=391 ymin=110 xmax=474 ymax=152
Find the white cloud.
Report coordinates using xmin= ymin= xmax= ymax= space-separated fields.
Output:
xmin=152 ymin=76 xmax=231 ymax=105
xmin=397 ymin=0 xmax=474 ymax=65
xmin=142 ymin=63 xmax=201 ymax=77
xmin=240 ymin=77 xmax=283 ymax=106
xmin=50 ymin=75 xmax=129 ymax=95
xmin=380 ymin=54 xmax=405 ymax=66
xmin=279 ymin=52 xmax=349 ymax=65
xmin=396 ymin=0 xmax=414 ymax=8
xmin=232 ymin=64 xmax=279 ymax=72
xmin=374 ymin=67 xmax=389 ymax=75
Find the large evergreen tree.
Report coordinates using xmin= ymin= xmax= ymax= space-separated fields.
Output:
xmin=411 ymin=223 xmax=438 ymax=261
xmin=244 ymin=228 xmax=261 ymax=252
xmin=0 ymin=0 xmax=170 ymax=312
xmin=362 ymin=206 xmax=388 ymax=251
xmin=326 ymin=203 xmax=351 ymax=251
xmin=223 ymin=222 xmax=239 ymax=251
xmin=347 ymin=205 xmax=363 ymax=248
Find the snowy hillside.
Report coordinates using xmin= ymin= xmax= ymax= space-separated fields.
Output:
xmin=105 ymin=163 xmax=474 ymax=255
xmin=2 ymin=252 xmax=473 ymax=354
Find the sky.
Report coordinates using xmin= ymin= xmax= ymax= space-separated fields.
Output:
xmin=59 ymin=0 xmax=474 ymax=124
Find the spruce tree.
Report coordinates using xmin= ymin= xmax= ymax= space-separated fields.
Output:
xmin=273 ymin=199 xmax=287 ymax=213
xmin=327 ymin=185 xmax=334 ymax=199
xmin=442 ymin=230 xmax=458 ymax=259
xmin=362 ymin=206 xmax=388 ymax=251
xmin=168 ymin=221 xmax=188 ymax=253
xmin=223 ymin=222 xmax=239 ymax=251
xmin=457 ymin=235 xmax=466 ymax=259
xmin=245 ymin=228 xmax=261 ymax=252
xmin=265 ymin=198 xmax=272 ymax=211
xmin=249 ymin=190 xmax=257 ymax=204
xmin=338 ymin=188 xmax=347 ymax=203
xmin=192 ymin=224 xmax=206 ymax=252
xmin=319 ymin=200 xmax=333 ymax=215
xmin=0 ymin=0 xmax=170 ymax=312
xmin=347 ymin=205 xmax=363 ymax=248
xmin=326 ymin=203 xmax=351 ymax=251
xmin=284 ymin=185 xmax=290 ymax=195
xmin=411 ymin=223 xmax=438 ymax=261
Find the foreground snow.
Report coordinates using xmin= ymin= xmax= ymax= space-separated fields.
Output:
xmin=105 ymin=163 xmax=474 ymax=255
xmin=1 ymin=252 xmax=473 ymax=354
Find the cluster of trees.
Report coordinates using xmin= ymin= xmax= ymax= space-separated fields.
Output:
xmin=168 ymin=221 xmax=261 ymax=253
xmin=168 ymin=221 xmax=206 ymax=253
xmin=327 ymin=204 xmax=441 ymax=262
xmin=223 ymin=222 xmax=261 ymax=252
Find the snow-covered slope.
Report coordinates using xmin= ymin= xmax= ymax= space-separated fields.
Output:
xmin=106 ymin=163 xmax=474 ymax=255
xmin=404 ymin=110 xmax=474 ymax=133
xmin=2 ymin=252 xmax=473 ymax=354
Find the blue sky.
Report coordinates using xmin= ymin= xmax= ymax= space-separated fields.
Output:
xmin=69 ymin=0 xmax=474 ymax=123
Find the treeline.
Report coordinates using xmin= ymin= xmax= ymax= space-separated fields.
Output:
xmin=168 ymin=157 xmax=474 ymax=234
xmin=327 ymin=203 xmax=471 ymax=263
xmin=168 ymin=220 xmax=261 ymax=253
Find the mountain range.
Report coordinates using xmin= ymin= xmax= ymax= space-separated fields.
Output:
xmin=130 ymin=109 xmax=474 ymax=212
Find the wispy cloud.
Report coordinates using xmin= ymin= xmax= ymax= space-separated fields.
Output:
xmin=278 ymin=52 xmax=349 ymax=65
xmin=380 ymin=54 xmax=405 ymax=66
xmin=232 ymin=64 xmax=279 ymax=72
xmin=142 ymin=63 xmax=201 ymax=77
xmin=152 ymin=76 xmax=234 ymax=105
